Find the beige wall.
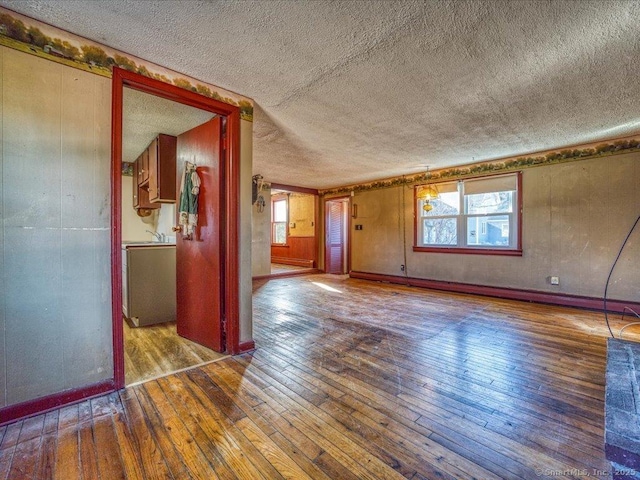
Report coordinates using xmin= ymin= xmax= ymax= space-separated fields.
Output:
xmin=155 ymin=203 xmax=176 ymax=241
xmin=239 ymin=119 xmax=253 ymax=343
xmin=351 ymin=154 xmax=640 ymax=301
xmin=1 ymin=47 xmax=113 ymax=407
xmin=289 ymin=193 xmax=315 ymax=237
xmin=121 ymin=174 xmax=159 ymax=241
xmin=252 ymin=186 xmax=271 ymax=276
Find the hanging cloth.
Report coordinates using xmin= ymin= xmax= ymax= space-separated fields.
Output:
xmin=178 ymin=161 xmax=201 ymax=238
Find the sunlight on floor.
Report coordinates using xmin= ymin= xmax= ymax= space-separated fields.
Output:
xmin=311 ymin=281 xmax=343 ymax=293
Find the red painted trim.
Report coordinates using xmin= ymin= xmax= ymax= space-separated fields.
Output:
xmin=412 ymin=246 xmax=523 ymax=256
xmin=116 ymin=68 xmax=238 ymax=116
xmin=238 ymin=341 xmax=256 ymax=354
xmin=111 ymin=67 xmax=245 ymax=370
xmin=516 ymin=171 xmax=523 ymax=251
xmin=111 ymin=68 xmax=125 ymax=388
xmin=0 ymin=380 xmax=115 ymax=427
xmin=413 ymin=171 xmax=523 ymax=255
xmin=225 ymin=110 xmax=242 ymax=355
xmin=413 ymin=185 xmax=418 ymax=250
xmin=270 ymin=183 xmax=319 ymax=195
xmin=349 ymin=271 xmax=640 ymax=313
xmin=314 ymin=195 xmax=320 ymax=272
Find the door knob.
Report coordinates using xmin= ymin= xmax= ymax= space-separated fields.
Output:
xmin=172 ymin=226 xmax=181 ymax=232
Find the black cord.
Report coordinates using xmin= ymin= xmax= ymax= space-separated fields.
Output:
xmin=604 ymin=214 xmax=640 ymax=338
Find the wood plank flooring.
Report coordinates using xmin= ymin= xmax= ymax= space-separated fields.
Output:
xmin=3 ymin=274 xmax=638 ymax=479
xmin=124 ymin=320 xmax=226 ymax=385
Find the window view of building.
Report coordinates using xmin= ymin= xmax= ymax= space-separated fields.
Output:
xmin=416 ymin=173 xmax=519 ymax=252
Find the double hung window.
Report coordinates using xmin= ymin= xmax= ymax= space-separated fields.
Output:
xmin=415 ymin=172 xmax=521 ymax=255
xmin=272 ymin=196 xmax=288 ymax=245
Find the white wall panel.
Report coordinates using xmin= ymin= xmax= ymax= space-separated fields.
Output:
xmin=1 ymin=47 xmax=112 ymax=406
xmin=0 ymin=45 xmax=5 ymax=408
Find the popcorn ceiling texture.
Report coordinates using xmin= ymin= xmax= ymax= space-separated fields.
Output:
xmin=6 ymin=0 xmax=640 ymax=189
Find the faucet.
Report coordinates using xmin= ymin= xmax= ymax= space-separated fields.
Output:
xmin=146 ymin=230 xmax=164 ymax=242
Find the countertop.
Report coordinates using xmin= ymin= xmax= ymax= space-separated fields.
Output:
xmin=122 ymin=241 xmax=176 ymax=249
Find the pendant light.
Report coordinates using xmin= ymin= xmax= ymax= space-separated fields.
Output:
xmin=416 ymin=167 xmax=439 ymax=212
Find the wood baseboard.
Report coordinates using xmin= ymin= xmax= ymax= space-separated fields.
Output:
xmin=253 ymin=268 xmax=321 ymax=281
xmin=0 ymin=379 xmax=116 ymax=426
xmin=271 ymin=257 xmax=314 ymax=268
xmin=238 ymin=340 xmax=256 ymax=354
xmin=349 ymin=271 xmax=640 ymax=314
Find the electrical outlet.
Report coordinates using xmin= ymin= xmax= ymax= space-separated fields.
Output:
xmin=549 ymin=276 xmax=560 ymax=285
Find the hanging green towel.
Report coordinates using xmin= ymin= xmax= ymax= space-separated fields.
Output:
xmin=178 ymin=161 xmax=200 ymax=238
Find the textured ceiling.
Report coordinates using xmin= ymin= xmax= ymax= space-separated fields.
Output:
xmin=123 ymin=88 xmax=214 ymax=163
xmin=5 ymin=0 xmax=640 ymax=189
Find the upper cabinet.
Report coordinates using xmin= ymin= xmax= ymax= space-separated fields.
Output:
xmin=133 ymin=155 xmax=156 ymax=209
xmin=148 ymin=134 xmax=177 ymax=203
xmin=132 ymin=134 xmax=177 ymax=211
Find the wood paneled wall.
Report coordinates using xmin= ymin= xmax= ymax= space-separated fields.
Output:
xmin=272 ymin=237 xmax=316 ymax=267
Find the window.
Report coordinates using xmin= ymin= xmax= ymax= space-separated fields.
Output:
xmin=414 ymin=172 xmax=521 ymax=255
xmin=271 ymin=195 xmax=288 ymax=244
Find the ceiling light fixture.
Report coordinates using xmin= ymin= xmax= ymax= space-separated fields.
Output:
xmin=416 ymin=167 xmax=440 ymax=212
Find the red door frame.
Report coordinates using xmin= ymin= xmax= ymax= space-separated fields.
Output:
xmin=324 ymin=195 xmax=351 ymax=274
xmin=111 ymin=67 xmax=242 ymax=389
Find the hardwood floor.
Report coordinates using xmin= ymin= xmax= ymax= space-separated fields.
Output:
xmin=3 ymin=274 xmax=638 ymax=479
xmin=124 ymin=320 xmax=226 ymax=385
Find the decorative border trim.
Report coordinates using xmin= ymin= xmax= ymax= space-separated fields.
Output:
xmin=349 ymin=271 xmax=640 ymax=314
xmin=0 ymin=7 xmax=254 ymax=121
xmin=320 ymin=137 xmax=640 ymax=196
xmin=0 ymin=380 xmax=115 ymax=426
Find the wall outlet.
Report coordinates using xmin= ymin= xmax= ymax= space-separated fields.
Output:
xmin=549 ymin=276 xmax=560 ymax=285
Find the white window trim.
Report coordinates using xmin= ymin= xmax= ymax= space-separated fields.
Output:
xmin=414 ymin=172 xmax=522 ymax=256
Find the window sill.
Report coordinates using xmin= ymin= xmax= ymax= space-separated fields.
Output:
xmin=413 ymin=246 xmax=523 ymax=256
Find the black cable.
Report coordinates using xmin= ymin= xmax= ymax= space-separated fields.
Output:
xmin=604 ymin=214 xmax=640 ymax=338
xmin=401 ymin=177 xmax=410 ymax=286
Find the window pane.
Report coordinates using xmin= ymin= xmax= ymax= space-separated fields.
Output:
xmin=465 ymin=191 xmax=513 ymax=215
xmin=273 ymin=222 xmax=286 ymax=243
xmin=273 ymin=200 xmax=287 ymax=222
xmin=466 ymin=215 xmax=510 ymax=246
xmin=422 ymin=218 xmax=457 ymax=245
xmin=421 ymin=191 xmax=460 ymax=216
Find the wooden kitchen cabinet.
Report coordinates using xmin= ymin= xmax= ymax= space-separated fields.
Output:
xmin=131 ymin=133 xmax=176 ymax=212
xmin=133 ymin=156 xmax=158 ymax=210
xmin=139 ymin=148 xmax=149 ymax=184
xmin=148 ymin=134 xmax=177 ymax=203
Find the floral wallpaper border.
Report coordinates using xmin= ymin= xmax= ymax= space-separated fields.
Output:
xmin=0 ymin=7 xmax=254 ymax=121
xmin=319 ymin=137 xmax=640 ymax=196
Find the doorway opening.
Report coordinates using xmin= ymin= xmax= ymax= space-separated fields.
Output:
xmin=112 ymin=68 xmax=242 ymax=389
xmin=270 ymin=185 xmax=319 ymax=275
xmin=252 ymin=182 xmax=320 ymax=278
xmin=325 ymin=196 xmax=351 ymax=274
xmin=120 ymin=87 xmax=226 ymax=385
